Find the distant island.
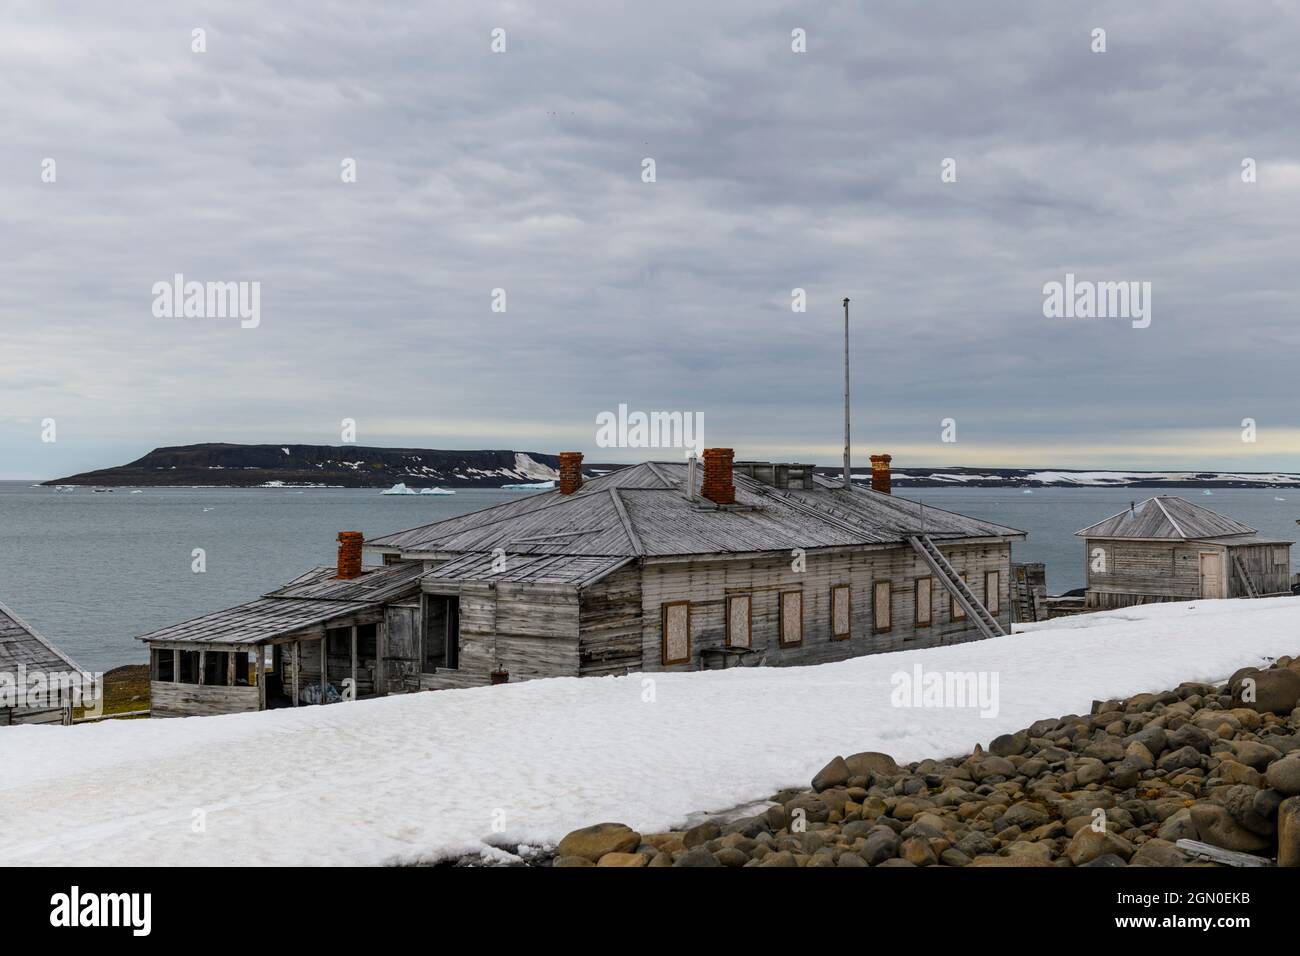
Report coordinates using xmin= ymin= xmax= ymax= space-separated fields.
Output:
xmin=42 ymin=444 xmax=1300 ymax=489
xmin=44 ymin=444 xmax=566 ymax=488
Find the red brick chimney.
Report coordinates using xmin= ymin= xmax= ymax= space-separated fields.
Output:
xmin=337 ymin=531 xmax=364 ymax=579
xmin=558 ymin=452 xmax=583 ymax=495
xmin=870 ymin=454 xmax=892 ymax=495
xmin=701 ymin=448 xmax=736 ymax=505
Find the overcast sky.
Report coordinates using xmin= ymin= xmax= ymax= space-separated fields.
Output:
xmin=3 ymin=1 xmax=1299 ymax=479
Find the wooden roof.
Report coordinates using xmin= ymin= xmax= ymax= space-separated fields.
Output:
xmin=424 ymin=553 xmax=634 ymax=588
xmin=0 ymin=599 xmax=86 ymax=676
xmin=367 ymin=461 xmax=1024 ymax=557
xmin=137 ymin=597 xmax=377 ymax=646
xmin=264 ymin=563 xmax=426 ymax=602
xmin=1075 ymin=496 xmax=1260 ymax=540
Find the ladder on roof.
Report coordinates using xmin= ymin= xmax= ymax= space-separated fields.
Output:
xmin=1231 ymin=552 xmax=1260 ymax=598
xmin=907 ymin=534 xmax=1006 ymax=639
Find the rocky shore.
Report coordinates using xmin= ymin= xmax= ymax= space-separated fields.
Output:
xmin=551 ymin=654 xmax=1300 ymax=867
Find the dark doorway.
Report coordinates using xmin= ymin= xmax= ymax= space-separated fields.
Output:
xmin=422 ymin=595 xmax=460 ymax=672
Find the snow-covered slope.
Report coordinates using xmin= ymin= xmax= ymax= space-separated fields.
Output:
xmin=3 ymin=598 xmax=1298 ymax=866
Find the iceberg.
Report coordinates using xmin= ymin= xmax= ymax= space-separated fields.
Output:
xmin=381 ymin=483 xmax=419 ymax=496
xmin=419 ymin=487 xmax=455 ymax=496
xmin=501 ymin=480 xmax=555 ymax=490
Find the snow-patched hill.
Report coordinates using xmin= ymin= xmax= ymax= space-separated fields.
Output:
xmin=3 ymin=599 xmax=1298 ymax=866
xmin=45 ymin=444 xmax=561 ymax=488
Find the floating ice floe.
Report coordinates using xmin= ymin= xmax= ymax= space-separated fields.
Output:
xmin=382 ymin=483 xmax=455 ymax=496
xmin=501 ymin=480 xmax=556 ymax=490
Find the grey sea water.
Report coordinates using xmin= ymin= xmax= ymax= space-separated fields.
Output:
xmin=0 ymin=481 xmax=1295 ymax=672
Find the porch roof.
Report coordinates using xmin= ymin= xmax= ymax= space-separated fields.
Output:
xmin=137 ymin=597 xmax=377 ymax=646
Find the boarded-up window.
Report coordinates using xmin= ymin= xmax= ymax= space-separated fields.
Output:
xmin=985 ymin=571 xmax=1001 ymax=615
xmin=873 ymin=581 xmax=892 ymax=633
xmin=831 ymin=585 xmax=850 ymax=640
xmin=952 ymin=574 xmax=967 ymax=621
xmin=915 ymin=577 xmax=933 ymax=627
xmin=727 ymin=595 xmax=751 ymax=648
xmin=662 ymin=602 xmax=691 ymax=665
xmin=1274 ymin=547 xmax=1289 ymax=567
xmin=779 ymin=591 xmax=803 ymax=647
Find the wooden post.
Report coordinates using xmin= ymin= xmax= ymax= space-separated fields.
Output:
xmin=376 ymin=621 xmax=387 ymax=697
xmin=172 ymin=649 xmax=179 ymax=684
xmin=227 ymin=649 xmax=236 ymax=687
xmin=320 ymin=636 xmax=327 ymax=698
xmin=292 ymin=641 xmax=300 ymax=706
xmin=350 ymin=625 xmax=358 ymax=701
xmin=257 ymin=646 xmax=266 ymax=711
xmin=198 ymin=651 xmax=206 ymax=686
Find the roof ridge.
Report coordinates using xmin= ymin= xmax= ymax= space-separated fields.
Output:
xmin=642 ymin=461 xmax=678 ymax=487
xmin=1151 ymin=497 xmax=1187 ymax=538
xmin=607 ymin=488 xmax=645 ymax=556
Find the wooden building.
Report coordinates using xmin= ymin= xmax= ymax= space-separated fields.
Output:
xmin=367 ymin=449 xmax=1023 ymax=688
xmin=139 ymin=449 xmax=1024 ymax=716
xmin=138 ymin=558 xmax=425 ymax=718
xmin=0 ymin=599 xmax=91 ymax=726
xmin=1076 ymin=496 xmax=1293 ymax=610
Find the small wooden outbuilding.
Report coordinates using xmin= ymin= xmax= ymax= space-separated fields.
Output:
xmin=0 ymin=599 xmax=92 ymax=726
xmin=1076 ymin=496 xmax=1293 ymax=609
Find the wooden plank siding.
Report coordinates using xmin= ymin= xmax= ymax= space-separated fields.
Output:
xmin=150 ymin=681 xmax=259 ymax=718
xmin=1086 ymin=538 xmax=1292 ymax=608
xmin=640 ymin=542 xmax=1011 ymax=672
xmin=418 ymin=582 xmax=581 ymax=689
xmin=577 ymin=567 xmax=643 ymax=677
xmin=3 ymin=706 xmax=71 ymax=726
xmin=1227 ymin=543 xmax=1292 ymax=596
xmin=1084 ymin=539 xmax=1204 ymax=606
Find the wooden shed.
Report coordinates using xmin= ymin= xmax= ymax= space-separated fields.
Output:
xmin=1076 ymin=496 xmax=1293 ymax=610
xmin=1 ymin=599 xmax=93 ymax=726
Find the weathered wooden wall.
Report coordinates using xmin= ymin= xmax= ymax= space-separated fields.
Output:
xmin=1083 ymin=538 xmax=1292 ymax=606
xmin=1228 ymin=543 xmax=1292 ymax=596
xmin=639 ymin=542 xmax=1012 ymax=672
xmin=419 ymin=582 xmax=581 ymax=689
xmin=1084 ymin=539 xmax=1204 ymax=606
xmin=578 ymin=567 xmax=643 ymax=677
xmin=150 ymin=681 xmax=259 ymax=718
xmin=1 ymin=705 xmax=71 ymax=726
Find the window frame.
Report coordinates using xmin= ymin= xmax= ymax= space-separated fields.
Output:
xmin=830 ymin=585 xmax=851 ymax=641
xmin=779 ymin=591 xmax=804 ymax=648
xmin=661 ymin=601 xmax=692 ymax=665
xmin=725 ymin=594 xmax=751 ymax=649
xmin=985 ymin=570 xmax=1001 ymax=616
xmin=951 ymin=573 xmax=968 ymax=621
xmin=872 ymin=580 xmax=892 ymax=634
xmin=914 ymin=576 xmax=933 ymax=628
